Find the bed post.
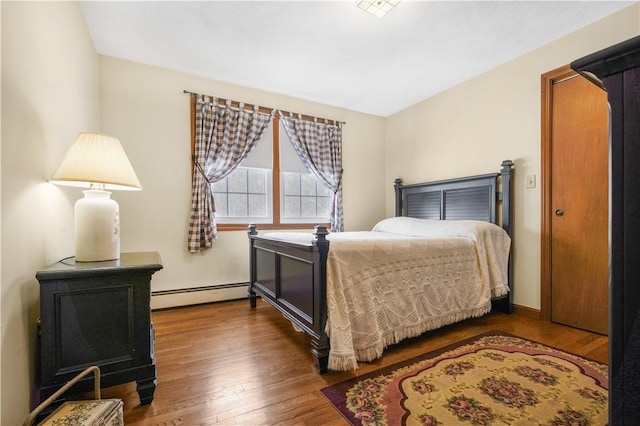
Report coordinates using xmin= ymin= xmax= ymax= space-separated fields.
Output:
xmin=500 ymin=160 xmax=514 ymax=238
xmin=248 ymin=224 xmax=258 ymax=309
xmin=394 ymin=178 xmax=404 ymax=216
xmin=311 ymin=225 xmax=330 ymax=373
xmin=495 ymin=160 xmax=514 ymax=314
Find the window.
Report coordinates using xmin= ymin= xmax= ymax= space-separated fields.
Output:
xmin=212 ymin=115 xmax=332 ymax=230
xmin=281 ymin=171 xmax=333 ymax=223
xmin=211 ymin=167 xmax=272 ymax=223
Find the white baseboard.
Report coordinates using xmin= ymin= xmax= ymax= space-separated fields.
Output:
xmin=151 ymin=284 xmax=248 ymax=310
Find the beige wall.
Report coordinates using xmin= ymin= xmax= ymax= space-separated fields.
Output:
xmin=385 ymin=3 xmax=640 ymax=311
xmin=1 ymin=2 xmax=99 ymax=424
xmin=97 ymin=57 xmax=387 ymax=306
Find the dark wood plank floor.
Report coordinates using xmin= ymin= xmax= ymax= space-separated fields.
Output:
xmin=100 ymin=299 xmax=608 ymax=425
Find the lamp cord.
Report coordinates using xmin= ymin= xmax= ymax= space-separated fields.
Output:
xmin=58 ymin=256 xmax=75 ymax=266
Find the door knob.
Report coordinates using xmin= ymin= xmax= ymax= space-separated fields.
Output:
xmin=555 ymin=209 xmax=564 ymax=216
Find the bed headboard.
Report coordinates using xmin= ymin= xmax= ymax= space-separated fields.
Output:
xmin=394 ymin=160 xmax=513 ymax=236
xmin=394 ymin=159 xmax=515 ymax=313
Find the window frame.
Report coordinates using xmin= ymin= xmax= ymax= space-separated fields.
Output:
xmin=190 ymin=96 xmax=332 ymax=231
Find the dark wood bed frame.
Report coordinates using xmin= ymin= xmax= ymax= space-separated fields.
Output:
xmin=248 ymin=160 xmax=514 ymax=373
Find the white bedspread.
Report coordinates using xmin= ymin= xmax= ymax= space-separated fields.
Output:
xmin=263 ymin=218 xmax=511 ymax=371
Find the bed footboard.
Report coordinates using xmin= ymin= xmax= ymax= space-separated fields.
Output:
xmin=248 ymin=225 xmax=331 ymax=373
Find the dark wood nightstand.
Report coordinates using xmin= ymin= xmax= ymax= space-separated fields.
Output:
xmin=36 ymin=252 xmax=162 ymax=405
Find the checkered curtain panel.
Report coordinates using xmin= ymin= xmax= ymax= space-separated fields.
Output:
xmin=188 ymin=95 xmax=273 ymax=252
xmin=280 ymin=114 xmax=344 ymax=232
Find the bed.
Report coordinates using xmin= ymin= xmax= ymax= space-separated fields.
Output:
xmin=248 ymin=160 xmax=514 ymax=373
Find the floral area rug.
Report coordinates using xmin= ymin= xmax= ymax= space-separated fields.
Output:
xmin=320 ymin=332 xmax=608 ymax=425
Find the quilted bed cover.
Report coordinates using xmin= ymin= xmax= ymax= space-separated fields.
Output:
xmin=263 ymin=217 xmax=511 ymax=371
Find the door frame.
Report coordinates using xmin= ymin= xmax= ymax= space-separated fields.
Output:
xmin=540 ymin=64 xmax=579 ymax=322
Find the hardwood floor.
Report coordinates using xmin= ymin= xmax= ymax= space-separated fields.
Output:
xmin=100 ymin=299 xmax=608 ymax=425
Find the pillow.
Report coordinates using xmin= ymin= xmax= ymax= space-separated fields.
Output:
xmin=371 ymin=216 xmax=508 ymax=241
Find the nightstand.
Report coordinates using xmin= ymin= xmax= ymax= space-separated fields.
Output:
xmin=36 ymin=252 xmax=163 ymax=405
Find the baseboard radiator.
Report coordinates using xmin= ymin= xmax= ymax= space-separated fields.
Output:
xmin=151 ymin=282 xmax=248 ymax=310
xmin=152 ymin=283 xmax=541 ymax=323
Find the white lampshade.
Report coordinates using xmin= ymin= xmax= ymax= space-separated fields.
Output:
xmin=50 ymin=133 xmax=142 ymax=190
xmin=51 ymin=133 xmax=142 ymax=262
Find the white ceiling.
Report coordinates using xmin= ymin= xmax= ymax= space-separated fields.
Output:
xmin=80 ymin=1 xmax=635 ymax=117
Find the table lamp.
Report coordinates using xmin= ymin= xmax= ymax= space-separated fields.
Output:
xmin=50 ymin=133 xmax=142 ymax=262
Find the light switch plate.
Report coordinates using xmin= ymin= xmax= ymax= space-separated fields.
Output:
xmin=526 ymin=174 xmax=536 ymax=189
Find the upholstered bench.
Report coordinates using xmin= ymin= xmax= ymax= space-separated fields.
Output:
xmin=23 ymin=366 xmax=123 ymax=426
xmin=37 ymin=399 xmax=123 ymax=426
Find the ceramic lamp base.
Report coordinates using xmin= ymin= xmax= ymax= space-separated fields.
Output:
xmin=75 ymin=189 xmax=120 ymax=262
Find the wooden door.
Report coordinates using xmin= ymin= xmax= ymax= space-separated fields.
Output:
xmin=547 ymin=71 xmax=609 ymax=335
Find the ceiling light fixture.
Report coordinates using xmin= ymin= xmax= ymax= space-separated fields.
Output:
xmin=357 ymin=0 xmax=400 ymax=18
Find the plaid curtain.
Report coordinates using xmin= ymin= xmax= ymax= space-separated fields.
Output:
xmin=280 ymin=113 xmax=344 ymax=232
xmin=188 ymin=95 xmax=273 ymax=252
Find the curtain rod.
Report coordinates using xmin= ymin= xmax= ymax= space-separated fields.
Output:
xmin=182 ymin=90 xmax=345 ymax=125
